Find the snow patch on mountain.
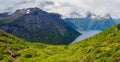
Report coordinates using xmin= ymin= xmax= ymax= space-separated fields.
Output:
xmin=26 ymin=9 xmax=30 ymax=14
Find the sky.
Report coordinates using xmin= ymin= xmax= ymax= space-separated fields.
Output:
xmin=0 ymin=0 xmax=120 ymax=18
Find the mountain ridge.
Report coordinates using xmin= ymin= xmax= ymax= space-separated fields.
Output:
xmin=0 ymin=7 xmax=80 ymax=45
xmin=65 ymin=12 xmax=115 ymax=30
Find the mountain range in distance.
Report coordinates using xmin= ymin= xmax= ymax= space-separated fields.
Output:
xmin=0 ymin=7 xmax=80 ymax=45
xmin=0 ymin=6 xmax=120 ymax=62
xmin=65 ymin=12 xmax=118 ymax=31
xmin=0 ymin=7 xmax=120 ymax=45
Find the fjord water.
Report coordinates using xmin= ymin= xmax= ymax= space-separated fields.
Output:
xmin=72 ymin=30 xmax=101 ymax=44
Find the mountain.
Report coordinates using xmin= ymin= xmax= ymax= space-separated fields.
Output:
xmin=65 ymin=20 xmax=77 ymax=29
xmin=0 ymin=9 xmax=28 ymax=24
xmin=0 ymin=7 xmax=80 ymax=45
xmin=65 ymin=12 xmax=115 ymax=30
xmin=114 ymin=18 xmax=120 ymax=23
xmin=0 ymin=12 xmax=9 ymax=17
xmin=0 ymin=23 xmax=120 ymax=62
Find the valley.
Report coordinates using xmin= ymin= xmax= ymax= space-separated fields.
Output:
xmin=0 ymin=6 xmax=120 ymax=62
xmin=0 ymin=22 xmax=120 ymax=62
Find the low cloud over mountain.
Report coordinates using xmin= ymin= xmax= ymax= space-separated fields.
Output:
xmin=0 ymin=0 xmax=120 ymax=18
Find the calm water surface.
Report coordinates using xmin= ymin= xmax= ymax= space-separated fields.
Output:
xmin=72 ymin=30 xmax=101 ymax=44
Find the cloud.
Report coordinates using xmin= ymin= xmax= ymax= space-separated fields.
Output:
xmin=0 ymin=0 xmax=120 ymax=18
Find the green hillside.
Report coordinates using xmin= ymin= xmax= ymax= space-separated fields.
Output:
xmin=0 ymin=23 xmax=120 ymax=62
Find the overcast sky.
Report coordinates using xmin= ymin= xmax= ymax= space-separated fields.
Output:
xmin=0 ymin=0 xmax=120 ymax=18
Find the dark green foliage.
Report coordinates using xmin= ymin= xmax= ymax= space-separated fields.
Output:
xmin=117 ymin=23 xmax=120 ymax=29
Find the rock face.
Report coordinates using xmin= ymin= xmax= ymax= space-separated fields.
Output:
xmin=65 ymin=12 xmax=115 ymax=30
xmin=0 ymin=7 xmax=80 ymax=45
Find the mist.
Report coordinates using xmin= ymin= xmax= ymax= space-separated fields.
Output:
xmin=1 ymin=0 xmax=120 ymax=18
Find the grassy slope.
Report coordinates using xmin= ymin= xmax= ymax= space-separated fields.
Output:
xmin=0 ymin=23 xmax=120 ymax=62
